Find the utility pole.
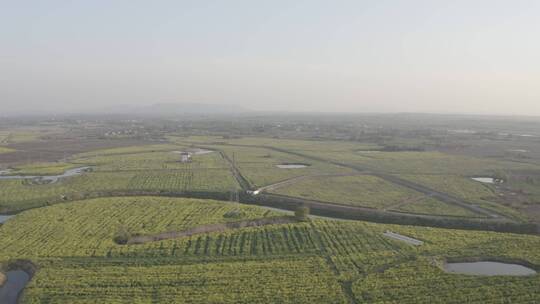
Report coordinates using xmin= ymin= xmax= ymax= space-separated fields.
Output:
xmin=230 ymin=187 xmax=239 ymax=202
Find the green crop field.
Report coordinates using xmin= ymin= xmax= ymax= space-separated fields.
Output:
xmin=24 ymin=257 xmax=345 ymax=304
xmin=212 ymin=144 xmax=354 ymax=188
xmin=172 ymin=136 xmax=539 ymax=175
xmin=0 ymin=172 xmax=135 ymax=212
xmin=170 ymin=135 xmax=380 ymax=152
xmin=73 ymin=144 xmax=182 ymax=158
xmin=3 ymin=11 xmax=540 ymax=303
xmin=353 ymin=256 xmax=540 ymax=303
xmin=268 ymin=175 xmax=477 ymax=217
xmin=392 ymin=196 xmax=479 ymax=217
xmin=78 ymin=151 xmax=230 ymax=172
xmin=0 ymin=138 xmax=535 ymax=222
xmin=397 ymin=174 xmax=528 ymax=221
xmin=0 ymin=146 xmax=15 ymax=154
xmin=301 ymin=150 xmax=538 ymax=175
xmin=398 ymin=175 xmax=496 ymax=200
xmin=0 ymin=168 xmax=239 ymax=213
xmin=167 ymin=136 xmax=537 ymax=221
xmin=0 ymin=145 xmax=240 ymax=213
xmin=8 ymin=162 xmax=79 ymax=175
xmin=266 ymin=174 xmax=396 ymax=207
xmin=0 ymin=136 xmax=538 ymax=303
xmin=0 ymin=130 xmax=42 ymax=144
xmin=127 ymin=169 xmax=239 ymax=192
xmin=0 ymin=197 xmax=539 ymax=303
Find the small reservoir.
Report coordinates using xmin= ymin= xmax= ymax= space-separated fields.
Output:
xmin=471 ymin=177 xmax=501 ymax=184
xmin=444 ymin=261 xmax=537 ymax=276
xmin=276 ymin=163 xmax=309 ymax=169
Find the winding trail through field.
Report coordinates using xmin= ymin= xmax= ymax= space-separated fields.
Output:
xmin=218 ymin=151 xmax=252 ymax=190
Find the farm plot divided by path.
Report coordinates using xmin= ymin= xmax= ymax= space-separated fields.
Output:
xmin=178 ymin=137 xmax=532 ymax=222
xmin=0 ymin=146 xmax=240 ymax=213
xmin=1 ymin=197 xmax=539 ymax=303
xmin=3 ymin=139 xmax=528 ymax=223
xmin=266 ymin=174 xmax=479 ymax=218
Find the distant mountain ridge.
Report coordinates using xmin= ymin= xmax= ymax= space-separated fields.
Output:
xmin=102 ymin=103 xmax=249 ymax=115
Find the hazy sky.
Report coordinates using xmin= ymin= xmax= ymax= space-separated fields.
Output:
xmin=1 ymin=1 xmax=539 ymax=115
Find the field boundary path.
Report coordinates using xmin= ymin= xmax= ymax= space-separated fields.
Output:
xmin=382 ymin=194 xmax=432 ymax=211
xmin=219 ymin=151 xmax=252 ymax=190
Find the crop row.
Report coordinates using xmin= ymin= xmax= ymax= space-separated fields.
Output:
xmin=0 ymin=167 xmax=239 ymax=212
xmin=1 ymin=197 xmax=539 ymax=303
xmin=23 ymin=257 xmax=346 ymax=304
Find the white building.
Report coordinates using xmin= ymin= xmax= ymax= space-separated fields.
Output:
xmin=179 ymin=152 xmax=192 ymax=163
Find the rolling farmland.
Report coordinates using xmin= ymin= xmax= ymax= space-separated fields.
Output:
xmin=0 ymin=146 xmax=240 ymax=213
xmin=0 ymin=197 xmax=539 ymax=303
xmin=0 ymin=129 xmax=539 ymax=303
xmin=268 ymin=174 xmax=479 ymax=217
xmin=3 ymin=4 xmax=540 ymax=302
xmin=1 ymin=136 xmax=533 ymax=223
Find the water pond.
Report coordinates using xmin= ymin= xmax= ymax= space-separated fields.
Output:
xmin=471 ymin=177 xmax=502 ymax=184
xmin=0 ymin=270 xmax=31 ymax=304
xmin=276 ymin=163 xmax=309 ymax=169
xmin=444 ymin=261 xmax=537 ymax=276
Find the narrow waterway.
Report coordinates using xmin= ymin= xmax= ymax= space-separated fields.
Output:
xmin=0 ymin=166 xmax=91 ymax=183
xmin=0 ymin=270 xmax=31 ymax=304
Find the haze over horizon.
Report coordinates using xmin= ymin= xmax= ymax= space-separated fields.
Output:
xmin=1 ymin=1 xmax=539 ymax=116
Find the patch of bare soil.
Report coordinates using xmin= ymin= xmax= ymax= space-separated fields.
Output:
xmin=127 ymin=216 xmax=296 ymax=244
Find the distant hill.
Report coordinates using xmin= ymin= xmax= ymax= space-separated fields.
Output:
xmin=102 ymin=103 xmax=248 ymax=116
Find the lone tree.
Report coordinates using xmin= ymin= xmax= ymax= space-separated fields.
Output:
xmin=295 ymin=205 xmax=310 ymax=222
xmin=113 ymin=225 xmax=132 ymax=245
